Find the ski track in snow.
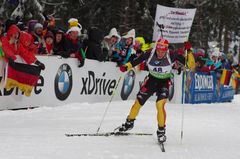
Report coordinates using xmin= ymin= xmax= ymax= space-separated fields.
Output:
xmin=0 ymin=96 xmax=240 ymax=159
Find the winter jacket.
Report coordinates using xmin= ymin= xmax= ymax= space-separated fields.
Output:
xmin=53 ymin=37 xmax=65 ymax=56
xmin=18 ymin=31 xmax=37 ymax=64
xmin=186 ymin=50 xmax=195 ymax=71
xmin=103 ymin=28 xmax=121 ymax=58
xmin=1 ymin=25 xmax=20 ymax=61
xmin=112 ymin=40 xmax=133 ymax=65
xmin=2 ymin=26 xmax=37 ymax=64
xmin=63 ymin=35 xmax=84 ymax=62
xmin=32 ymin=31 xmax=46 ymax=54
xmin=85 ymin=27 xmax=107 ymax=62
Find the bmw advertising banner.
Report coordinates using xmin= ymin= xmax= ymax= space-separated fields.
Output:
xmin=184 ymin=71 xmax=234 ymax=104
xmin=0 ymin=56 xmax=183 ymax=110
xmin=0 ymin=56 xmax=235 ymax=110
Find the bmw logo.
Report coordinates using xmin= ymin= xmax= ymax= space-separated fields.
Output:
xmin=121 ymin=70 xmax=136 ymax=100
xmin=154 ymin=60 xmax=160 ymax=65
xmin=54 ymin=64 xmax=73 ymax=101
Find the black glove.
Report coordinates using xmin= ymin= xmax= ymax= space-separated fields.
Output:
xmin=78 ymin=59 xmax=85 ymax=68
xmin=35 ymin=60 xmax=45 ymax=70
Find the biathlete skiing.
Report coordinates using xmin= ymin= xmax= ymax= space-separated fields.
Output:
xmin=117 ymin=37 xmax=184 ymax=145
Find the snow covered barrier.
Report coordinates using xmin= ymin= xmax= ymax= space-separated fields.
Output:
xmin=184 ymin=71 xmax=235 ymax=104
xmin=0 ymin=56 xmax=183 ymax=110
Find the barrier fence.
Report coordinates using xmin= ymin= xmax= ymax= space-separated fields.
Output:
xmin=0 ymin=56 xmax=236 ymax=110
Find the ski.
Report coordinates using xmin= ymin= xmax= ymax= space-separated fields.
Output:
xmin=65 ymin=132 xmax=153 ymax=137
xmin=158 ymin=141 xmax=165 ymax=152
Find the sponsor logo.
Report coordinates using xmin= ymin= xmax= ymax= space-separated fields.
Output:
xmin=121 ymin=70 xmax=135 ymax=100
xmin=195 ymin=74 xmax=214 ymax=90
xmin=54 ymin=64 xmax=73 ymax=101
xmin=80 ymin=71 xmax=116 ymax=96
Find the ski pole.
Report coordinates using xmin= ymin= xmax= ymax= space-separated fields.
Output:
xmin=96 ymin=75 xmax=123 ymax=133
xmin=180 ymin=46 xmax=188 ymax=144
xmin=180 ymin=90 xmax=185 ymax=144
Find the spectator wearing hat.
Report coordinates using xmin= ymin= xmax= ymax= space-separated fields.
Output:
xmin=68 ymin=18 xmax=82 ymax=31
xmin=218 ymin=52 xmax=230 ymax=70
xmin=130 ymin=37 xmax=152 ymax=71
xmin=1 ymin=25 xmax=20 ymax=62
xmin=112 ymin=29 xmax=135 ymax=66
xmin=206 ymin=48 xmax=223 ymax=75
xmin=27 ymin=20 xmax=38 ymax=35
xmin=4 ymin=18 xmax=18 ymax=33
xmin=132 ymin=37 xmax=151 ymax=58
xmin=1 ymin=25 xmax=45 ymax=70
xmin=63 ymin=23 xmax=85 ymax=67
xmin=33 ymin=23 xmax=46 ymax=54
xmin=102 ymin=28 xmax=121 ymax=60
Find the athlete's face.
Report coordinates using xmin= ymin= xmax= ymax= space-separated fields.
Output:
xmin=156 ymin=49 xmax=167 ymax=59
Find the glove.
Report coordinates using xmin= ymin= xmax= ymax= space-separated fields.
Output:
xmin=78 ymin=59 xmax=85 ymax=68
xmin=35 ymin=60 xmax=45 ymax=70
xmin=120 ymin=65 xmax=128 ymax=72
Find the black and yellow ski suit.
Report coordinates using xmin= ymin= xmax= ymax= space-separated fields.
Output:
xmin=123 ymin=50 xmax=174 ymax=128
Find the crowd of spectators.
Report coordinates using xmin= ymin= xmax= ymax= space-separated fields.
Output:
xmin=0 ymin=16 xmax=239 ymax=76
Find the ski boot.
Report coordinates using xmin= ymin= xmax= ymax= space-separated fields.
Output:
xmin=118 ymin=118 xmax=135 ymax=132
xmin=157 ymin=127 xmax=166 ymax=143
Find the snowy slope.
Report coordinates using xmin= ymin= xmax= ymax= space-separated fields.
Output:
xmin=0 ymin=96 xmax=240 ymax=159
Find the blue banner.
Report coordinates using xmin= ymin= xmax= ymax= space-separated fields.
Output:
xmin=184 ymin=71 xmax=234 ymax=104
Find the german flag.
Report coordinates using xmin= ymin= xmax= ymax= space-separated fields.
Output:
xmin=220 ymin=69 xmax=232 ymax=86
xmin=5 ymin=61 xmax=41 ymax=96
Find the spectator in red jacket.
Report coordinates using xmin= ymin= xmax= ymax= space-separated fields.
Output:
xmin=2 ymin=25 xmax=44 ymax=70
xmin=19 ymin=31 xmax=45 ymax=70
xmin=18 ymin=31 xmax=38 ymax=64
xmin=1 ymin=25 xmax=20 ymax=62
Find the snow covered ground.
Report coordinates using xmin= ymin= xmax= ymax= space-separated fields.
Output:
xmin=0 ymin=96 xmax=240 ymax=159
